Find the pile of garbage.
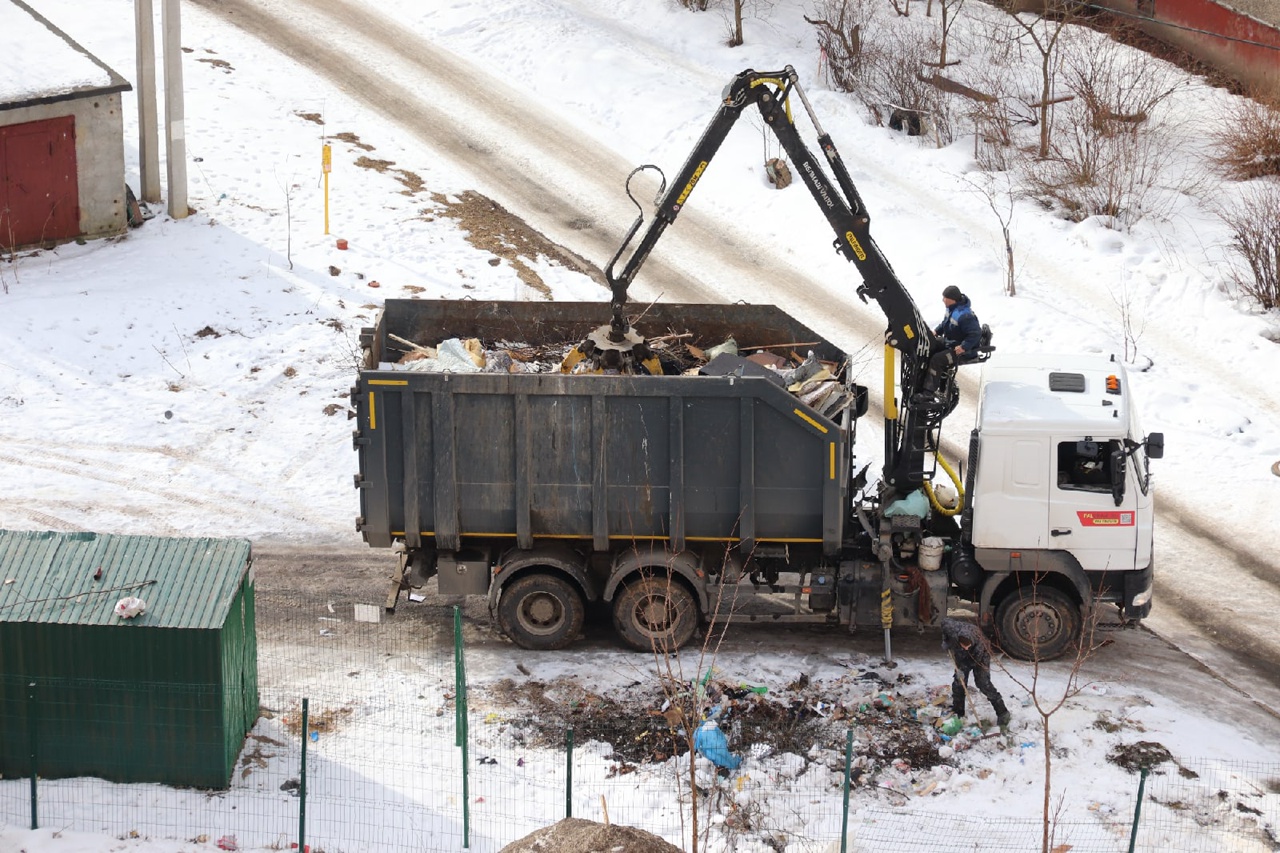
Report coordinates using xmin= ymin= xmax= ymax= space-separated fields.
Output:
xmin=382 ymin=332 xmax=856 ymax=420
xmin=481 ymin=664 xmax=1011 ymax=797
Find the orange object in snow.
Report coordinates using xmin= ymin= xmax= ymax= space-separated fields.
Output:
xmin=336 ymin=238 xmax=349 ymax=250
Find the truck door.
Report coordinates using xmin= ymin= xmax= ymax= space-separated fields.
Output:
xmin=1048 ymin=438 xmax=1137 ymax=572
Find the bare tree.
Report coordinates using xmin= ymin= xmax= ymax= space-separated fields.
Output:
xmin=929 ymin=0 xmax=965 ymax=68
xmin=963 ymin=172 xmax=1019 ymax=295
xmin=1004 ymin=0 xmax=1078 ymax=159
xmin=642 ymin=545 xmax=744 ymax=853
xmin=997 ymin=578 xmax=1106 ymax=853
xmin=1020 ymin=29 xmax=1193 ymax=227
xmin=1109 ymin=272 xmax=1150 ymax=365
xmin=806 ymin=0 xmax=880 ymax=93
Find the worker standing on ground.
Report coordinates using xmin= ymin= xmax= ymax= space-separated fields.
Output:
xmin=916 ymin=285 xmax=982 ymax=403
xmin=941 ymin=616 xmax=1011 ymax=729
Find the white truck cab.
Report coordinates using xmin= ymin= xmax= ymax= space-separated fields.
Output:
xmin=963 ymin=353 xmax=1163 ymax=658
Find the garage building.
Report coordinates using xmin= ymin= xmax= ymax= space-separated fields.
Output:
xmin=0 ymin=0 xmax=132 ymax=251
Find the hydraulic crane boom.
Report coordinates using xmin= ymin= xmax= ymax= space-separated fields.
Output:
xmin=603 ymin=65 xmax=961 ymax=492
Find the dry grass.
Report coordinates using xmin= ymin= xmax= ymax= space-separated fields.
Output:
xmin=1213 ymin=94 xmax=1280 ymax=181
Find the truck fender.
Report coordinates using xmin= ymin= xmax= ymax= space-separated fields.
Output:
xmin=486 ymin=544 xmax=597 ymax=618
xmin=603 ymin=547 xmax=708 ymax=614
xmin=977 ymin=550 xmax=1091 ymax=622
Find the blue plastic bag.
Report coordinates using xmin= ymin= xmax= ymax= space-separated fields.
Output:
xmin=694 ymin=719 xmax=741 ymax=770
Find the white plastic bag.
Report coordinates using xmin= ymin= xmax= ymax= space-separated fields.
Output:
xmin=114 ymin=596 xmax=147 ymax=619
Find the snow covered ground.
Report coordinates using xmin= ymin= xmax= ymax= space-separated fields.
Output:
xmin=3 ymin=0 xmax=1280 ymax=850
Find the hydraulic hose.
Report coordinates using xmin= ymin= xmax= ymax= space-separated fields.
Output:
xmin=923 ymin=451 xmax=965 ymax=517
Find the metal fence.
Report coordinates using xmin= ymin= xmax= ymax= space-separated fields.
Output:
xmin=2 ymin=589 xmax=1277 ymax=852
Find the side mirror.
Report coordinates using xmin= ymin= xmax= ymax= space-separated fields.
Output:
xmin=1146 ymin=432 xmax=1164 ymax=460
xmin=1110 ymin=448 xmax=1127 ymax=506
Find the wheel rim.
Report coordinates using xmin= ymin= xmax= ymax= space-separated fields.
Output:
xmin=633 ymin=592 xmax=678 ymax=636
xmin=1012 ymin=601 xmax=1063 ymax=647
xmin=517 ymin=592 xmax=564 ymax=636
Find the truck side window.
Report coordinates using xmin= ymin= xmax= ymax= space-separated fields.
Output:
xmin=1057 ymin=440 xmax=1116 ymax=491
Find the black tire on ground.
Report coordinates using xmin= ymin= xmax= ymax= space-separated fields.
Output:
xmin=612 ymin=576 xmax=698 ymax=652
xmin=496 ymin=574 xmax=585 ymax=651
xmin=994 ymin=585 xmax=1082 ymax=661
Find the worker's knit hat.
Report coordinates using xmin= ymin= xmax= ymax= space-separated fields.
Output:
xmin=942 ymin=285 xmax=963 ymax=301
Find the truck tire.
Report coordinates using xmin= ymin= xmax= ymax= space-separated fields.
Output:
xmin=497 ymin=575 xmax=585 ymax=651
xmin=613 ymin=576 xmax=698 ymax=652
xmin=994 ymin=586 xmax=1082 ymax=661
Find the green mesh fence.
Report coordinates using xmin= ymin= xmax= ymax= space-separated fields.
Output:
xmin=2 ymin=589 xmax=1278 ymax=852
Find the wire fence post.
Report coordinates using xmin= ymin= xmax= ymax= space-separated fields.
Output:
xmin=27 ymin=681 xmax=37 ymax=830
xmin=299 ymin=697 xmax=309 ymax=853
xmin=1127 ymin=766 xmax=1149 ymax=853
xmin=454 ymin=606 xmax=465 ymax=748
xmin=455 ymin=606 xmax=470 ymax=850
xmin=840 ymin=728 xmax=853 ymax=853
xmin=565 ymin=727 xmax=574 ymax=819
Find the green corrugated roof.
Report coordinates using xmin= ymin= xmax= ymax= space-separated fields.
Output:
xmin=0 ymin=530 xmax=251 ymax=629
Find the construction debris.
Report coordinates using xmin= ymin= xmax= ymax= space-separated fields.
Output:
xmin=379 ymin=329 xmax=854 ymax=418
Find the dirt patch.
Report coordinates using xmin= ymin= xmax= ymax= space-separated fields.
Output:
xmin=279 ymin=704 xmax=354 ymax=737
xmin=1108 ymin=740 xmax=1174 ymax=772
xmin=295 ymin=111 xmax=324 ymax=126
xmin=499 ymin=817 xmax=682 ymax=853
xmin=344 ymin=147 xmax=601 ymax=298
xmin=331 ymin=131 xmax=375 ymax=151
xmin=197 ymin=57 xmax=234 ymax=73
xmin=353 ymin=156 xmax=424 ymax=196
xmin=426 ymin=190 xmax=604 ymax=299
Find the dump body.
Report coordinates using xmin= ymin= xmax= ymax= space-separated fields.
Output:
xmin=354 ymin=300 xmax=855 ymax=559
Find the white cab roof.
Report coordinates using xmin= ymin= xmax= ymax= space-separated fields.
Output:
xmin=977 ymin=352 xmax=1131 ymax=435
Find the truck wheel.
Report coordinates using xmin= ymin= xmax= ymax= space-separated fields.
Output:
xmin=497 ymin=575 xmax=585 ymax=651
xmin=613 ymin=576 xmax=698 ymax=652
xmin=995 ymin=586 xmax=1082 ymax=661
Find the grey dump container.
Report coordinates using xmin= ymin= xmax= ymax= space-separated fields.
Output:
xmin=353 ymin=300 xmax=855 ymax=560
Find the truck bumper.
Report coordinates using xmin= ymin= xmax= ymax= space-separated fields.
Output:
xmin=1123 ymin=562 xmax=1154 ymax=620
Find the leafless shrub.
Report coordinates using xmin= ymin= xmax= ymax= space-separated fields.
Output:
xmin=859 ymin=26 xmax=957 ymax=145
xmin=806 ymin=0 xmax=880 ymax=93
xmin=1215 ymin=180 xmax=1280 ymax=311
xmin=961 ymin=15 xmax=1038 ymax=171
xmin=677 ymin=0 xmax=712 ymax=10
xmin=1212 ymin=93 xmax=1280 ymax=181
xmin=1020 ymin=32 xmax=1190 ymax=227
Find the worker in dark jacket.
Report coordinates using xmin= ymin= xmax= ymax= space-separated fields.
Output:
xmin=940 ymin=616 xmax=1010 ymax=728
xmin=916 ymin=285 xmax=982 ymax=402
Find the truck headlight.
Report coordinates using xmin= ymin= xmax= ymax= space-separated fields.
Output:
xmin=1131 ymin=584 xmax=1152 ymax=608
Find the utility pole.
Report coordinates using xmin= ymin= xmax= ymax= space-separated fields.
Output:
xmin=161 ymin=0 xmax=188 ymax=219
xmin=133 ymin=0 xmax=161 ymax=203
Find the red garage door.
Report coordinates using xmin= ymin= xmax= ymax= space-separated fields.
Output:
xmin=0 ymin=115 xmax=80 ymax=250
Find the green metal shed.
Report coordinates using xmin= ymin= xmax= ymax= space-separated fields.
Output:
xmin=0 ymin=530 xmax=257 ymax=789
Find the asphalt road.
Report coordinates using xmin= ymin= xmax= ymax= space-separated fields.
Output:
xmin=193 ymin=0 xmax=1280 ymax=717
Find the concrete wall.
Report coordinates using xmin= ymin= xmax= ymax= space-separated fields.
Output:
xmin=1 ymin=91 xmax=128 ymax=244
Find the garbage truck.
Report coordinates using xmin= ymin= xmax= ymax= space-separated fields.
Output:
xmin=351 ymin=67 xmax=1163 ymax=660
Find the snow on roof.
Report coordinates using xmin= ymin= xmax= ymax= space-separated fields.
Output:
xmin=0 ymin=0 xmax=124 ymax=107
xmin=977 ymin=352 xmax=1133 ymax=435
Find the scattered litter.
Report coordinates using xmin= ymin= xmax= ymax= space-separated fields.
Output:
xmin=216 ymin=836 xmax=238 ymax=851
xmin=694 ymin=718 xmax=741 ymax=770
xmin=309 ymin=731 xmax=319 ymax=742
xmin=408 ymin=592 xmax=426 ymax=602
xmin=113 ymin=596 xmax=146 ymax=619
xmin=353 ymin=603 xmax=380 ymax=623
